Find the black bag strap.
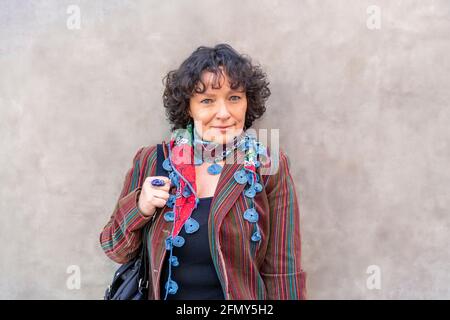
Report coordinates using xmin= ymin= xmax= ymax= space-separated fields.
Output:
xmin=137 ymin=142 xmax=169 ymax=292
xmin=156 ymin=143 xmax=169 ymax=178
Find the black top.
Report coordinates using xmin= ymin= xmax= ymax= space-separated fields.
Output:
xmin=159 ymin=196 xmax=225 ymax=300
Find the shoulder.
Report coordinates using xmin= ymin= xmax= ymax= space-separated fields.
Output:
xmin=130 ymin=144 xmax=158 ymax=173
xmin=260 ymin=145 xmax=290 ymax=175
xmin=260 ymin=145 xmax=292 ymax=192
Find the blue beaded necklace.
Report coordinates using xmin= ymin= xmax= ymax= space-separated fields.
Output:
xmin=160 ymin=124 xmax=268 ymax=299
xmin=192 ymin=125 xmax=247 ymax=175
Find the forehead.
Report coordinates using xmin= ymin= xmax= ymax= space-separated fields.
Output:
xmin=195 ymin=67 xmax=243 ymax=93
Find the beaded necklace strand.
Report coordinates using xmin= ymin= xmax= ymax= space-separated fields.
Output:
xmin=159 ymin=123 xmax=268 ymax=299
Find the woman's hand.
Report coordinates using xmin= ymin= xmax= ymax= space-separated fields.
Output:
xmin=137 ymin=176 xmax=171 ymax=217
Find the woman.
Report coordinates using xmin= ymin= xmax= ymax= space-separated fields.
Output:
xmin=100 ymin=43 xmax=306 ymax=300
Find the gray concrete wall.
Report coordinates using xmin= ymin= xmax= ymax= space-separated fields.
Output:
xmin=1 ymin=0 xmax=449 ymax=299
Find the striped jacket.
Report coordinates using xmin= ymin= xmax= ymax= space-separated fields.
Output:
xmin=100 ymin=141 xmax=307 ymax=300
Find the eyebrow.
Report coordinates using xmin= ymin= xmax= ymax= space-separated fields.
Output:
xmin=197 ymin=89 xmax=244 ymax=97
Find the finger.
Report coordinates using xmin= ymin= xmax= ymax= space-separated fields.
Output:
xmin=152 ymin=197 xmax=167 ymax=208
xmin=153 ymin=189 xmax=170 ymax=201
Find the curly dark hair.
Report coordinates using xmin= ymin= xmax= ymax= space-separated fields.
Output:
xmin=162 ymin=43 xmax=270 ymax=132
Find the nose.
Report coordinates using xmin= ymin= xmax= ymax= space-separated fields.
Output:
xmin=216 ymin=100 xmax=231 ymax=119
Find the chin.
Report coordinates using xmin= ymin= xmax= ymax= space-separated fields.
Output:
xmin=204 ymin=126 xmax=244 ymax=144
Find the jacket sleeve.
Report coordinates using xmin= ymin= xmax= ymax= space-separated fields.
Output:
xmin=260 ymin=147 xmax=307 ymax=300
xmin=99 ymin=146 xmax=156 ymax=264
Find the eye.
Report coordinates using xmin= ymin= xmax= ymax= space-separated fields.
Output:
xmin=230 ymin=96 xmax=241 ymax=101
xmin=200 ymin=99 xmax=213 ymax=104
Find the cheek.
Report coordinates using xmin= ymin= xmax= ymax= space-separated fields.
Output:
xmin=237 ymin=103 xmax=248 ymax=120
xmin=195 ymin=109 xmax=216 ymax=126
xmin=190 ymin=104 xmax=207 ymax=120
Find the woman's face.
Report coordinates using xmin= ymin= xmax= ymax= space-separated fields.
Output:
xmin=189 ymin=67 xmax=247 ymax=145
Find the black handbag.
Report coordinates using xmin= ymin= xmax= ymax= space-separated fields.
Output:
xmin=103 ymin=222 xmax=150 ymax=300
xmin=104 ymin=143 xmax=168 ymax=300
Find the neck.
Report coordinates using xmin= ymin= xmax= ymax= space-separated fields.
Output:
xmin=194 ymin=126 xmax=244 ymax=148
xmin=193 ymin=126 xmax=246 ymax=162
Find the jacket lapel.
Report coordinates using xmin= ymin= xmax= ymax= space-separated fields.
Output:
xmin=209 ymin=147 xmax=247 ymax=231
xmin=206 ymin=148 xmax=248 ymax=299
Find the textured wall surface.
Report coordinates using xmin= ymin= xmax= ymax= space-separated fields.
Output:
xmin=1 ymin=0 xmax=449 ymax=299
